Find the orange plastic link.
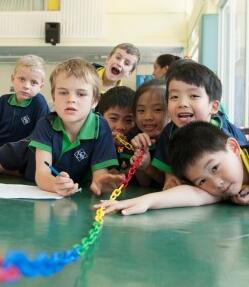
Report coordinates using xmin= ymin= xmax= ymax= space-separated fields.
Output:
xmin=114 ymin=134 xmax=134 ymax=151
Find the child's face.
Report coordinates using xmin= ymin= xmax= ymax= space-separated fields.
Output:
xmin=11 ymin=67 xmax=44 ymax=102
xmin=167 ymin=80 xmax=219 ymax=128
xmin=105 ymin=48 xmax=138 ymax=82
xmin=152 ymin=62 xmax=167 ymax=79
xmin=185 ymin=138 xmax=244 ymax=199
xmin=135 ymin=90 xmax=167 ymax=138
xmin=53 ymin=72 xmax=97 ymax=131
xmin=103 ymin=106 xmax=134 ymax=137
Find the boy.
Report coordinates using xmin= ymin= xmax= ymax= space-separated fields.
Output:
xmin=98 ymin=86 xmax=135 ymax=137
xmin=0 ymin=55 xmax=49 ymax=146
xmin=94 ymin=122 xmax=249 ymax=215
xmin=95 ymin=43 xmax=140 ymax=94
xmin=0 ymin=58 xmax=123 ymax=196
xmin=150 ymin=59 xmax=248 ymax=189
xmin=98 ymin=85 xmax=135 ymax=170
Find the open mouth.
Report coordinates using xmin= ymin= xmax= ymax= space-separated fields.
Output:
xmin=111 ymin=67 xmax=121 ymax=75
xmin=178 ymin=113 xmax=193 ymax=119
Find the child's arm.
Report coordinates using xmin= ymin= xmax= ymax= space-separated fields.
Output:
xmin=94 ymin=185 xmax=221 ymax=215
xmin=131 ymin=133 xmax=159 ymax=186
xmin=231 ymin=186 xmax=249 ymax=205
xmin=90 ymin=169 xmax=124 ymax=196
xmin=35 ymin=149 xmax=79 ymax=196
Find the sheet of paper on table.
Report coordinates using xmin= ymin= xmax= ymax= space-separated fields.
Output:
xmin=0 ymin=183 xmax=63 ymax=199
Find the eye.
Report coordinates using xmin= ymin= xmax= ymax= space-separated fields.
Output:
xmin=78 ymin=92 xmax=87 ymax=97
xmin=190 ymin=94 xmax=200 ymax=99
xmin=108 ymin=116 xmax=118 ymax=122
xmin=58 ymin=90 xmax=67 ymax=96
xmin=19 ymin=77 xmax=25 ymax=82
xmin=136 ymin=109 xmax=144 ymax=113
xmin=168 ymin=95 xmax=178 ymax=100
xmin=211 ymin=164 xmax=219 ymax=173
xmin=125 ymin=119 xmax=133 ymax=124
xmin=125 ymin=60 xmax=131 ymax=66
xmin=198 ymin=178 xmax=206 ymax=186
xmin=31 ymin=80 xmax=39 ymax=86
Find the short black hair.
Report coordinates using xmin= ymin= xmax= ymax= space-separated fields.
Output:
xmin=98 ymin=86 xmax=135 ymax=115
xmin=156 ymin=54 xmax=181 ymax=68
xmin=165 ymin=59 xmax=222 ymax=102
xmin=168 ymin=121 xmax=229 ymax=181
xmin=133 ymin=78 xmax=166 ymax=114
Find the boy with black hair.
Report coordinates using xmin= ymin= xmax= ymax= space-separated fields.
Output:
xmin=94 ymin=121 xmax=249 ymax=215
xmin=168 ymin=121 xmax=249 ymax=204
xmin=98 ymin=85 xmax=135 ymax=171
xmin=98 ymin=86 xmax=135 ymax=137
xmin=151 ymin=59 xmax=248 ymax=189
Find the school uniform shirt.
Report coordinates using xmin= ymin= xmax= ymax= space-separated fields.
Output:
xmin=152 ymin=111 xmax=249 ymax=173
xmin=0 ymin=93 xmax=49 ymax=146
xmin=96 ymin=67 xmax=122 ymax=95
xmin=241 ymin=147 xmax=249 ymax=174
xmin=28 ymin=111 xmax=119 ymax=183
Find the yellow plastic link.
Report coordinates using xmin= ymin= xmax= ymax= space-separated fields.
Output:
xmin=95 ymin=207 xmax=105 ymax=223
xmin=110 ymin=184 xmax=124 ymax=200
xmin=115 ymin=134 xmax=134 ymax=151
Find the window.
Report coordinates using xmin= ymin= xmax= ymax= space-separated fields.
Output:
xmin=219 ymin=0 xmax=248 ymax=127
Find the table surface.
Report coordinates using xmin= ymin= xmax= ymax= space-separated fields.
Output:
xmin=1 ymin=176 xmax=249 ymax=287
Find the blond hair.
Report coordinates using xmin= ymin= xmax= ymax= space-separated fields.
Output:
xmin=49 ymin=58 xmax=100 ymax=101
xmin=14 ymin=55 xmax=46 ymax=80
xmin=109 ymin=43 xmax=140 ymax=72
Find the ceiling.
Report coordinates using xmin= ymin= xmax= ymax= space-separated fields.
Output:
xmin=0 ymin=45 xmax=183 ymax=64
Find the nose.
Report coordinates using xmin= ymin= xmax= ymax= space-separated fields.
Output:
xmin=23 ymin=81 xmax=31 ymax=89
xmin=178 ymin=96 xmax=189 ymax=107
xmin=67 ymin=93 xmax=76 ymax=103
xmin=212 ymin=177 xmax=225 ymax=190
xmin=114 ymin=120 xmax=126 ymax=133
xmin=144 ymin=110 xmax=153 ymax=120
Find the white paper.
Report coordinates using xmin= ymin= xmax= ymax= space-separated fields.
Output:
xmin=0 ymin=183 xmax=63 ymax=199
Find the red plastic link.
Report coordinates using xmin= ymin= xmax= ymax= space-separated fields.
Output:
xmin=0 ymin=266 xmax=21 ymax=283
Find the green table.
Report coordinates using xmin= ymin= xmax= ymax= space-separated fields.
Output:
xmin=0 ymin=179 xmax=249 ymax=286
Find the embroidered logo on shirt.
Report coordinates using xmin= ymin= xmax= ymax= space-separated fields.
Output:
xmin=74 ymin=148 xmax=88 ymax=161
xmin=21 ymin=115 xmax=31 ymax=125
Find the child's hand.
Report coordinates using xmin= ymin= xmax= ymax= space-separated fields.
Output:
xmin=163 ymin=173 xmax=181 ymax=190
xmin=130 ymin=148 xmax=151 ymax=170
xmin=90 ymin=170 xmax=125 ymax=196
xmin=231 ymin=186 xmax=249 ymax=205
xmin=93 ymin=198 xmax=150 ymax=215
xmin=53 ymin=172 xmax=79 ymax=197
xmin=131 ymin=133 xmax=155 ymax=150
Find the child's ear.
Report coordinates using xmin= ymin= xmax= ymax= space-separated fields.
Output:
xmin=40 ymin=81 xmax=44 ymax=89
xmin=226 ymin=137 xmax=241 ymax=155
xmin=210 ymin=100 xmax=220 ymax=115
xmin=91 ymin=98 xmax=98 ymax=109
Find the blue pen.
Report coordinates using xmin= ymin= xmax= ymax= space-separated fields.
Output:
xmin=44 ymin=161 xmax=60 ymax=176
xmin=44 ymin=161 xmax=82 ymax=193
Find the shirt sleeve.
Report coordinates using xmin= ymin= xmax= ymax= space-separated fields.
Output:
xmin=28 ymin=116 xmax=53 ymax=153
xmin=151 ymin=124 xmax=173 ymax=173
xmin=91 ymin=117 xmax=119 ymax=171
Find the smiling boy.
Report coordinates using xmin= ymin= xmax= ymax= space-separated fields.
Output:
xmin=151 ymin=60 xmax=248 ymax=189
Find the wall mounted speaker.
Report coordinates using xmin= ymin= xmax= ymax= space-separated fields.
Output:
xmin=45 ymin=22 xmax=60 ymax=45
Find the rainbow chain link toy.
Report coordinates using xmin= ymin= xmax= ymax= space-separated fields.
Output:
xmin=0 ymin=136 xmax=144 ymax=284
